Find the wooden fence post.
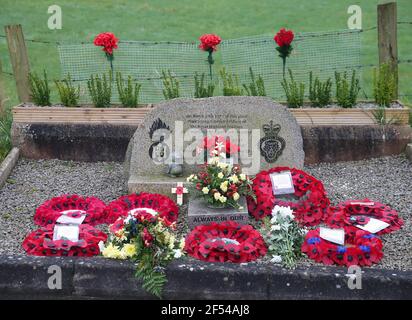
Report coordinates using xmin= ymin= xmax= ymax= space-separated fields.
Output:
xmin=377 ymin=2 xmax=398 ymax=99
xmin=0 ymin=59 xmax=6 ymax=114
xmin=4 ymin=24 xmax=31 ymax=103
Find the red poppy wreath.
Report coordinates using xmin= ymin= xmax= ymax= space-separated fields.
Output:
xmin=104 ymin=193 xmax=179 ymax=226
xmin=326 ymin=199 xmax=403 ymax=237
xmin=22 ymin=224 xmax=107 ymax=257
xmin=34 ymin=195 xmax=107 ymax=227
xmin=301 ymin=228 xmax=383 ymax=267
xmin=185 ymin=221 xmax=267 ymax=263
xmin=247 ymin=167 xmax=330 ymax=226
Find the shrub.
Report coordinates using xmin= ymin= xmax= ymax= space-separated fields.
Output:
xmin=116 ymin=72 xmax=142 ymax=107
xmin=87 ymin=73 xmax=112 ymax=108
xmin=161 ymin=70 xmax=180 ymax=100
xmin=219 ymin=68 xmax=244 ymax=96
xmin=334 ymin=70 xmax=360 ymax=108
xmin=55 ymin=74 xmax=80 ymax=107
xmin=373 ymin=63 xmax=396 ymax=107
xmin=308 ymin=72 xmax=332 ymax=107
xmin=280 ymin=69 xmax=304 ymax=108
xmin=194 ymin=72 xmax=215 ymax=98
xmin=243 ymin=67 xmax=266 ymax=96
xmin=28 ymin=70 xmax=51 ymax=106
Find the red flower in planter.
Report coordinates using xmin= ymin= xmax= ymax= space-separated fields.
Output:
xmin=94 ymin=32 xmax=118 ymax=55
xmin=273 ymin=28 xmax=294 ymax=77
xmin=199 ymin=33 xmax=221 ymax=80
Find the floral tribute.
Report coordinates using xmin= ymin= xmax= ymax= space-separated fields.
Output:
xmin=104 ymin=193 xmax=179 ymax=226
xmin=34 ymin=195 xmax=107 ymax=226
xmin=198 ymin=33 xmax=221 ymax=79
xmin=187 ymin=156 xmax=254 ymax=209
xmin=101 ymin=207 xmax=185 ymax=298
xmin=273 ymin=28 xmax=294 ymax=77
xmin=185 ymin=221 xmax=267 ymax=263
xmin=199 ymin=135 xmax=240 ymax=160
xmin=93 ymin=32 xmax=119 ymax=71
xmin=259 ymin=205 xmax=306 ymax=268
xmin=302 ymin=228 xmax=383 ymax=267
xmin=248 ymin=167 xmax=330 ymax=226
xmin=326 ymin=199 xmax=403 ymax=236
xmin=22 ymin=224 xmax=107 ymax=257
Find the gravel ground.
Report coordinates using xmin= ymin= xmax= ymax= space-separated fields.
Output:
xmin=0 ymin=156 xmax=411 ymax=271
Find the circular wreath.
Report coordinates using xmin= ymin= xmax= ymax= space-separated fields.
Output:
xmin=104 ymin=193 xmax=179 ymax=226
xmin=326 ymin=199 xmax=404 ymax=237
xmin=22 ymin=224 xmax=107 ymax=257
xmin=185 ymin=221 xmax=267 ymax=263
xmin=247 ymin=167 xmax=330 ymax=226
xmin=34 ymin=195 xmax=107 ymax=227
xmin=301 ymin=228 xmax=383 ymax=267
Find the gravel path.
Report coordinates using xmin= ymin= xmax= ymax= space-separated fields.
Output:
xmin=0 ymin=156 xmax=411 ymax=271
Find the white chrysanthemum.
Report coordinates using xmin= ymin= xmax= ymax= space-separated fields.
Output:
xmin=202 ymin=187 xmax=210 ymax=194
xmin=214 ymin=192 xmax=221 ymax=200
xmin=272 ymin=205 xmax=294 ymax=219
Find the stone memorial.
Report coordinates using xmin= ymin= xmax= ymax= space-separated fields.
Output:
xmin=125 ymin=96 xmax=304 ymax=200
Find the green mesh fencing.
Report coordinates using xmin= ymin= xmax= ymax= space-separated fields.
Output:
xmin=58 ymin=29 xmax=361 ymax=103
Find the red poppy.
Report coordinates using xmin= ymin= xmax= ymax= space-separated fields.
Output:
xmin=93 ymin=32 xmax=118 ymax=55
xmin=199 ymin=34 xmax=221 ymax=52
xmin=142 ymin=228 xmax=154 ymax=247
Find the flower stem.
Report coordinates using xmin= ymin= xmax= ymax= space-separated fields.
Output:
xmin=207 ymin=50 xmax=214 ymax=81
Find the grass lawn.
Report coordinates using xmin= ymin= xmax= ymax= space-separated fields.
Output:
xmin=0 ymin=0 xmax=411 ymax=159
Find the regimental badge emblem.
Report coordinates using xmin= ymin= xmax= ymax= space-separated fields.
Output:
xmin=259 ymin=121 xmax=286 ymax=163
xmin=148 ymin=118 xmax=171 ymax=161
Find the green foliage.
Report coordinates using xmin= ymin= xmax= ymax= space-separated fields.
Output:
xmin=194 ymin=72 xmax=215 ymax=98
xmin=87 ymin=72 xmax=112 ymax=108
xmin=161 ymin=70 xmax=180 ymax=100
xmin=373 ymin=63 xmax=396 ymax=107
xmin=0 ymin=109 xmax=12 ymax=162
xmin=308 ymin=72 xmax=332 ymax=107
xmin=28 ymin=70 xmax=51 ymax=106
xmin=243 ymin=67 xmax=266 ymax=96
xmin=55 ymin=74 xmax=80 ymax=107
xmin=280 ymin=69 xmax=304 ymax=108
xmin=116 ymin=72 xmax=142 ymax=107
xmin=334 ymin=70 xmax=360 ymax=108
xmin=371 ymin=106 xmax=400 ymax=126
xmin=219 ymin=68 xmax=244 ymax=96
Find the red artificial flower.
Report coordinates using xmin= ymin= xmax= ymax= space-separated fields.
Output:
xmin=201 ymin=135 xmax=240 ymax=156
xmin=274 ymin=28 xmax=294 ymax=47
xmin=199 ymin=34 xmax=221 ymax=52
xmin=93 ymin=32 xmax=119 ymax=55
xmin=142 ymin=228 xmax=154 ymax=247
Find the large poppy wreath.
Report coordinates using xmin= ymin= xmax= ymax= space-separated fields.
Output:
xmin=104 ymin=193 xmax=179 ymax=226
xmin=247 ymin=167 xmax=330 ymax=226
xmin=22 ymin=224 xmax=107 ymax=257
xmin=326 ymin=199 xmax=404 ymax=237
xmin=302 ymin=228 xmax=383 ymax=267
xmin=34 ymin=195 xmax=107 ymax=226
xmin=185 ymin=221 xmax=267 ymax=263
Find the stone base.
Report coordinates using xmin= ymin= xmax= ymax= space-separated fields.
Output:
xmin=405 ymin=143 xmax=412 ymax=162
xmin=187 ymin=197 xmax=248 ymax=229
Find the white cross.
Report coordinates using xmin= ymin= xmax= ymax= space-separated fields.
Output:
xmin=171 ymin=182 xmax=188 ymax=205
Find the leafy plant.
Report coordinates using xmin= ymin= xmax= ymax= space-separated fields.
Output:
xmin=219 ymin=68 xmax=244 ymax=96
xmin=334 ymin=70 xmax=360 ymax=108
xmin=194 ymin=72 xmax=215 ymax=98
xmin=373 ymin=63 xmax=396 ymax=107
xmin=280 ymin=69 xmax=304 ymax=108
xmin=87 ymin=72 xmax=112 ymax=108
xmin=243 ymin=67 xmax=266 ymax=96
xmin=161 ymin=70 xmax=180 ymax=100
xmin=28 ymin=70 xmax=51 ymax=106
xmin=371 ymin=106 xmax=400 ymax=126
xmin=55 ymin=74 xmax=80 ymax=107
xmin=116 ymin=72 xmax=142 ymax=107
xmin=0 ymin=109 xmax=12 ymax=162
xmin=308 ymin=72 xmax=332 ymax=107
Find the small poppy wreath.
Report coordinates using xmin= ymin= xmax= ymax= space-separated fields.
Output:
xmin=185 ymin=221 xmax=267 ymax=263
xmin=104 ymin=193 xmax=179 ymax=226
xmin=326 ymin=199 xmax=404 ymax=236
xmin=247 ymin=167 xmax=330 ymax=226
xmin=22 ymin=224 xmax=107 ymax=257
xmin=301 ymin=229 xmax=383 ymax=267
xmin=34 ymin=195 xmax=107 ymax=227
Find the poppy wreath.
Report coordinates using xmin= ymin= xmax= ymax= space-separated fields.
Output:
xmin=22 ymin=224 xmax=107 ymax=257
xmin=34 ymin=195 xmax=107 ymax=227
xmin=247 ymin=167 xmax=330 ymax=226
xmin=326 ymin=199 xmax=404 ymax=237
xmin=104 ymin=193 xmax=179 ymax=226
xmin=301 ymin=228 xmax=383 ymax=267
xmin=185 ymin=221 xmax=267 ymax=263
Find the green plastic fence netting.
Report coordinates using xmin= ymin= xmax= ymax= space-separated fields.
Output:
xmin=58 ymin=29 xmax=361 ymax=104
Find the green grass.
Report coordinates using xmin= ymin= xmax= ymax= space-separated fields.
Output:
xmin=0 ymin=0 xmax=411 ymax=160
